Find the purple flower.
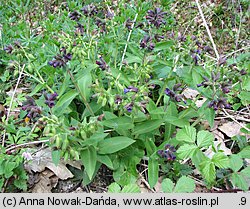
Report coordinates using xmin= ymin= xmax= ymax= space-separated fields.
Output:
xmin=4 ymin=45 xmax=14 ymax=54
xmin=146 ymin=8 xmax=167 ymax=28
xmin=22 ymin=96 xmax=42 ymax=120
xmin=164 ymin=88 xmax=175 ymax=97
xmin=191 ymin=49 xmax=201 ymax=65
xmin=204 ymin=45 xmax=213 ymax=54
xmin=165 ymin=86 xmax=185 ymax=103
xmin=22 ymin=152 xmax=33 ymax=161
xmin=192 ymin=54 xmax=199 ymax=65
xmin=96 ymin=56 xmax=109 ymax=70
xmin=208 ymin=98 xmax=231 ymax=110
xmin=124 ymin=88 xmax=130 ymax=94
xmin=140 ymin=35 xmax=155 ymax=51
xmin=95 ymin=18 xmax=106 ymax=33
xmin=177 ymin=32 xmax=186 ymax=42
xmin=115 ymin=95 xmax=122 ymax=104
xmin=154 ymin=34 xmax=165 ymax=42
xmin=125 ymin=18 xmax=134 ymax=30
xmin=173 ymin=83 xmax=182 ymax=91
xmin=157 ymin=144 xmax=176 ymax=161
xmin=69 ymin=10 xmax=81 ymax=21
xmin=44 ymin=92 xmax=58 ymax=108
xmin=239 ymin=69 xmax=247 ymax=75
xmin=81 ymin=4 xmax=98 ymax=17
xmin=105 ymin=10 xmax=114 ymax=19
xmin=124 ymin=86 xmax=139 ymax=94
xmin=211 ymin=72 xmax=220 ymax=82
xmin=48 ymin=48 xmax=72 ymax=68
xmin=124 ymin=103 xmax=133 ymax=112
xmin=140 ymin=35 xmax=151 ymax=49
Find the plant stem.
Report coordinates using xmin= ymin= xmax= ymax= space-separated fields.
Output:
xmin=191 ymin=113 xmax=205 ymax=127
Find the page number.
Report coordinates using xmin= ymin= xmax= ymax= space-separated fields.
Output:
xmin=240 ymin=197 xmax=246 ymax=205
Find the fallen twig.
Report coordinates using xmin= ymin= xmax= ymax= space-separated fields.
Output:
xmin=2 ymin=64 xmax=25 ymax=146
xmin=195 ymin=0 xmax=220 ymax=60
xmin=115 ymin=13 xmax=138 ymax=82
xmin=5 ymin=139 xmax=50 ymax=153
xmin=222 ymin=108 xmax=250 ymax=132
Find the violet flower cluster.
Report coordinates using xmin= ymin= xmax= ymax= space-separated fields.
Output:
xmin=157 ymin=144 xmax=176 ymax=161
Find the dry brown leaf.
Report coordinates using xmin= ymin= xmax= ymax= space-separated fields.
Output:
xmin=212 ymin=129 xmax=224 ymax=141
xmin=26 ymin=148 xmax=81 ymax=180
xmin=218 ymin=122 xmax=242 ymax=137
xmin=32 ymin=169 xmax=58 ymax=193
xmin=182 ymin=88 xmax=199 ymax=99
xmin=195 ymin=98 xmax=207 ymax=108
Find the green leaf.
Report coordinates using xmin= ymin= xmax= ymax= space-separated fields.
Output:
xmin=174 ymin=176 xmax=195 ymax=193
xmin=164 ymin=102 xmax=178 ymax=140
xmin=239 ymin=146 xmax=250 ymax=158
xmin=200 ymin=160 xmax=216 ymax=183
xmin=192 ymin=69 xmax=203 ymax=88
xmin=165 ymin=116 xmax=189 ymax=127
xmin=51 ymin=150 xmax=61 ymax=166
xmin=212 ymin=153 xmax=229 ymax=168
xmin=0 ymin=178 xmax=4 ymax=190
xmin=113 ymin=168 xmax=137 ymax=186
xmin=197 ymin=130 xmax=214 ymax=148
xmin=238 ymin=91 xmax=250 ymax=106
xmin=97 ymin=155 xmax=114 ymax=170
xmin=125 ymin=52 xmax=142 ymax=64
xmin=58 ymin=73 xmax=71 ymax=97
xmin=204 ymin=108 xmax=215 ymax=128
xmin=229 ymin=154 xmax=243 ymax=172
xmin=108 ymin=182 xmax=121 ymax=193
xmin=54 ymin=90 xmax=78 ymax=114
xmin=177 ymin=144 xmax=198 ymax=159
xmin=102 ymin=116 xmax=134 ymax=130
xmin=191 ymin=149 xmax=207 ymax=170
xmin=82 ymin=162 xmax=101 ymax=186
xmin=231 ymin=173 xmax=249 ymax=191
xmin=179 ymin=108 xmax=199 ymax=119
xmin=148 ymin=157 xmax=159 ymax=188
xmin=161 ymin=178 xmax=174 ymax=193
xmin=241 ymin=166 xmax=250 ymax=178
xmin=128 ymin=44 xmax=144 ymax=58
xmin=104 ymin=111 xmax=118 ymax=120
xmin=29 ymin=83 xmax=45 ymax=96
xmin=77 ymin=73 xmax=92 ymax=102
xmin=4 ymin=162 xmax=16 ymax=178
xmin=121 ymin=184 xmax=140 ymax=193
xmin=154 ymin=41 xmax=174 ymax=52
xmin=176 ymin=126 xmax=196 ymax=143
xmin=145 ymin=138 xmax=157 ymax=156
xmin=80 ymin=146 xmax=97 ymax=180
xmin=82 ymin=102 xmax=102 ymax=118
xmin=133 ymin=119 xmax=164 ymax=135
xmin=14 ymin=178 xmax=27 ymax=191
xmin=98 ymin=137 xmax=135 ymax=154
